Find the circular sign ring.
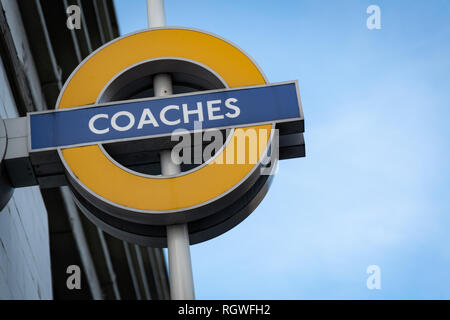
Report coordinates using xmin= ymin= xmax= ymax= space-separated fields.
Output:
xmin=57 ymin=28 xmax=273 ymax=221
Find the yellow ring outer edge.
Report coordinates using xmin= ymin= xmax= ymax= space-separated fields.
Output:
xmin=59 ymin=28 xmax=272 ymax=212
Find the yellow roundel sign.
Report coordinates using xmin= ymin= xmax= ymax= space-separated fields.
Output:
xmin=57 ymin=28 xmax=275 ymax=246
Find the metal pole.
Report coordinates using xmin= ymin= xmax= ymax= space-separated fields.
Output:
xmin=123 ymin=241 xmax=142 ymax=300
xmin=134 ymin=244 xmax=152 ymax=300
xmin=166 ymin=223 xmax=195 ymax=299
xmin=61 ymin=187 xmax=103 ymax=300
xmin=97 ymin=228 xmax=121 ymax=299
xmin=147 ymin=0 xmax=166 ymax=27
xmin=147 ymin=0 xmax=195 ymax=300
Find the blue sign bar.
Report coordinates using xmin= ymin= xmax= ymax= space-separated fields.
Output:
xmin=29 ymin=81 xmax=302 ymax=151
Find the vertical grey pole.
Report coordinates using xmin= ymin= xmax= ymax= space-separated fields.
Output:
xmin=147 ymin=0 xmax=195 ymax=300
xmin=147 ymin=0 xmax=166 ymax=27
xmin=61 ymin=187 xmax=103 ymax=300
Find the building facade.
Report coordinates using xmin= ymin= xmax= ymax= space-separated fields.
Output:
xmin=0 ymin=0 xmax=169 ymax=300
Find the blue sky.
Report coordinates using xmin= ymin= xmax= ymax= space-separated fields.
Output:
xmin=113 ymin=0 xmax=450 ymax=299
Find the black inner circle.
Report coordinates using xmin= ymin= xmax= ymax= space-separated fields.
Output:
xmin=100 ymin=60 xmax=230 ymax=175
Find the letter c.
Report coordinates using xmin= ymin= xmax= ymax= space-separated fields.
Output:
xmin=89 ymin=114 xmax=109 ymax=134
